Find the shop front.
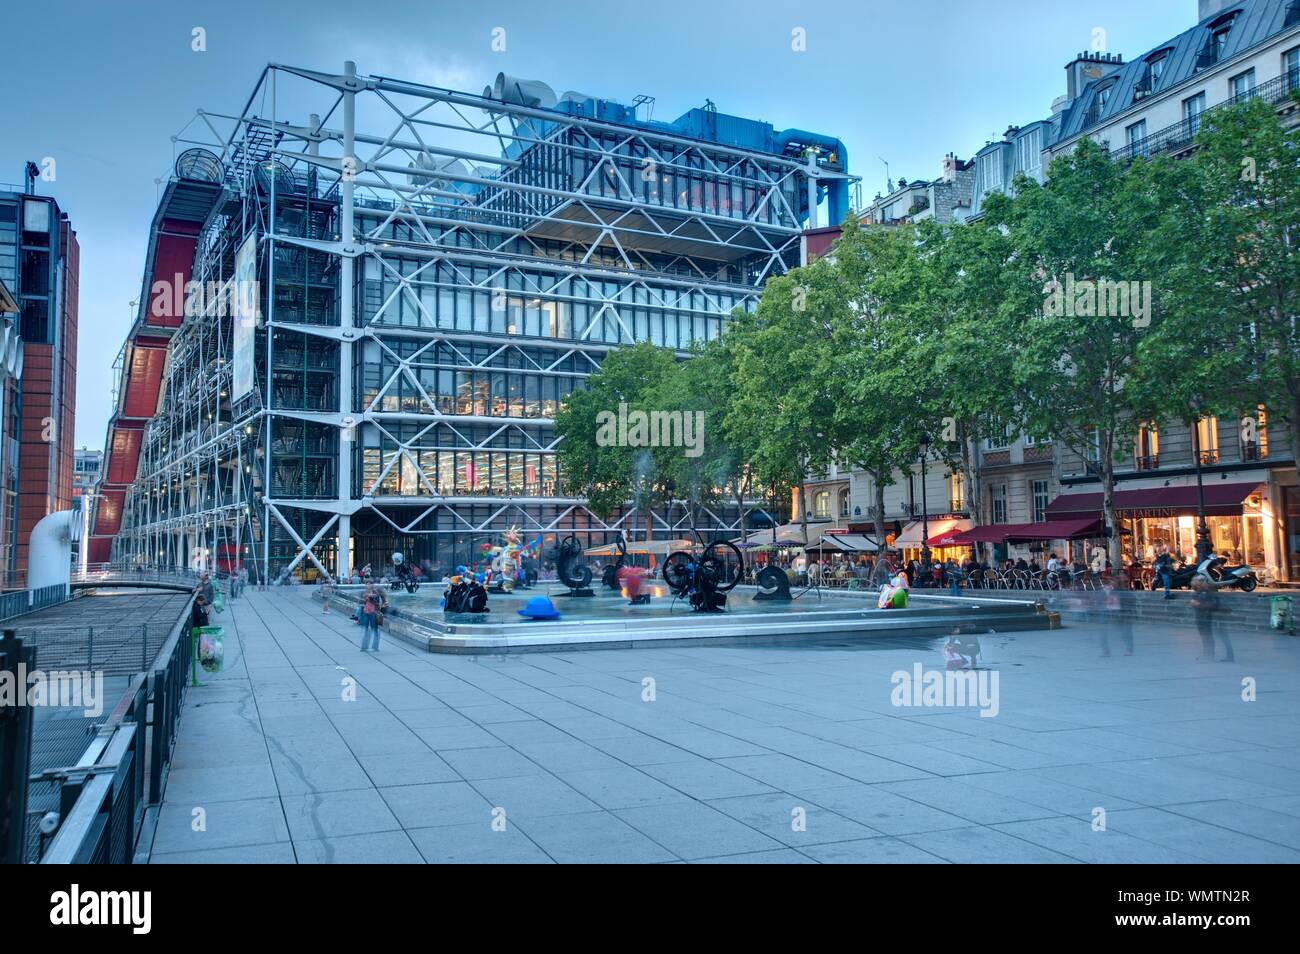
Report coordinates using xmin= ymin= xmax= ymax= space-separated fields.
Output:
xmin=1045 ymin=481 xmax=1279 ymax=576
xmin=893 ymin=517 xmax=973 ymax=563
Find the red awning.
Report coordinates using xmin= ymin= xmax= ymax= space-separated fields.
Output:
xmin=1003 ymin=517 xmax=1106 ymax=542
xmin=1046 ymin=482 xmax=1264 ymax=519
xmin=947 ymin=524 xmax=1027 ymax=545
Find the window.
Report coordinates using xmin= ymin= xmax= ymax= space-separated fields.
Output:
xmin=1242 ymin=405 xmax=1269 ymax=461
xmin=1144 ymin=52 xmax=1175 ymax=98
xmin=813 ymin=490 xmax=832 ymax=519
xmin=839 ymin=488 xmax=851 ymax=517
xmin=979 ymin=150 xmax=1003 ymax=192
xmin=1198 ymin=15 xmax=1237 ymax=69
xmin=1230 ymin=69 xmax=1256 ymax=101
xmin=1017 ymin=128 xmax=1042 ymax=174
xmin=1184 ymin=93 xmax=1207 ymax=134
xmin=1286 ymin=47 xmax=1300 ymax=89
xmin=1126 ymin=120 xmax=1148 ymax=156
xmin=1135 ymin=423 xmax=1159 ymax=470
xmin=1032 ymin=480 xmax=1050 ymax=523
xmin=990 ymin=484 xmax=1007 ymax=525
xmin=1196 ymin=416 xmax=1219 ymax=465
xmin=949 ymin=471 xmax=965 ymax=512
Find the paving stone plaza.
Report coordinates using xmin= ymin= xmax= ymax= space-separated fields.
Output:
xmin=145 ymin=588 xmax=1300 ymax=864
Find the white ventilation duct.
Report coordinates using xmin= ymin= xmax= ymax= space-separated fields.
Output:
xmin=29 ymin=509 xmax=80 ymax=591
xmin=488 ymin=73 xmax=557 ymax=109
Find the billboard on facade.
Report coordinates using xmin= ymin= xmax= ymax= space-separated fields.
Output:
xmin=231 ymin=232 xmax=258 ymax=401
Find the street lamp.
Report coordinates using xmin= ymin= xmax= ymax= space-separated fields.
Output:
xmin=1191 ymin=407 xmax=1212 ymax=564
xmin=919 ymin=434 xmax=932 ymax=569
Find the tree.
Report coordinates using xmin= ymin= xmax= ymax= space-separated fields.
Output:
xmin=985 ymin=138 xmax=1162 ymax=567
xmin=659 ymin=335 xmax=758 ymax=540
xmin=727 ymin=265 xmax=843 ymax=546
xmin=828 ymin=219 xmax=937 ymax=551
xmin=909 ymin=218 xmax=1023 ymax=544
xmin=1139 ymin=96 xmax=1300 ymax=487
xmin=554 ymin=342 xmax=681 ymax=539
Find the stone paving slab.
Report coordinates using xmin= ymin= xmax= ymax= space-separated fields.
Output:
xmin=145 ymin=586 xmax=1300 ymax=863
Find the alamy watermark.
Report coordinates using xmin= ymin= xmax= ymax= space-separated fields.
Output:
xmin=596 ymin=402 xmax=705 ymax=458
xmin=1043 ymin=272 xmax=1151 ymax=328
xmin=890 ymin=663 xmax=1000 ymax=718
xmin=0 ymin=665 xmax=104 ymax=717
xmin=149 ymin=273 xmax=261 ymax=321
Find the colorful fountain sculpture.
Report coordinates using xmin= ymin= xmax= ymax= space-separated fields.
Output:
xmin=443 ymin=565 xmax=490 ymax=615
xmin=484 ymin=527 xmax=528 ymax=593
xmin=663 ymin=539 xmax=744 ymax=613
xmin=551 ymin=534 xmax=595 ymax=597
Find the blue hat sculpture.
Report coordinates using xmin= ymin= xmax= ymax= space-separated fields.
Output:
xmin=517 ymin=595 xmax=562 ymax=620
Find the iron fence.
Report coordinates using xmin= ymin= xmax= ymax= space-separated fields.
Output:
xmin=0 ymin=584 xmax=70 ymax=623
xmin=35 ymin=602 xmax=194 ymax=864
xmin=0 ymin=589 xmax=195 ymax=864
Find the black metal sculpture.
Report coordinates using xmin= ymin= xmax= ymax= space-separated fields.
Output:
xmin=663 ymin=539 xmax=744 ymax=612
xmin=443 ymin=577 xmax=489 ymax=614
xmin=551 ymin=534 xmax=594 ymax=597
xmin=600 ymin=534 xmax=629 ymax=590
xmin=753 ymin=564 xmax=793 ymax=601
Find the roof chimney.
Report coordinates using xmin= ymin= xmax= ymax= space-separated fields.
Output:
xmin=1064 ymin=51 xmax=1125 ymax=102
xmin=1199 ymin=0 xmax=1236 ymax=21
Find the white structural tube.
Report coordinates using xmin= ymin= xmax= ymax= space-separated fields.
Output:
xmin=29 ymin=509 xmax=80 ymax=591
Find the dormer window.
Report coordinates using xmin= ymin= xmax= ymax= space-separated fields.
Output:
xmin=1135 ymin=51 xmax=1170 ymax=100
xmin=1286 ymin=0 xmax=1300 ymax=28
xmin=1084 ymin=82 xmax=1115 ymax=126
xmin=1197 ymin=11 xmax=1239 ymax=69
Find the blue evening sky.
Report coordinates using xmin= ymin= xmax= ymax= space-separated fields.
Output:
xmin=0 ymin=0 xmax=1192 ymax=447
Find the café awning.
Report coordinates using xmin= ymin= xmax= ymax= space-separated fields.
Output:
xmin=896 ymin=518 xmax=969 ymax=548
xmin=1004 ymin=517 xmax=1107 ymax=541
xmin=1046 ymin=482 xmax=1264 ymax=519
xmin=808 ymin=533 xmax=879 ymax=553
xmin=732 ymin=524 xmax=807 ymax=548
xmin=584 ymin=539 xmax=693 ymax=557
xmin=926 ymin=520 xmax=974 ymax=547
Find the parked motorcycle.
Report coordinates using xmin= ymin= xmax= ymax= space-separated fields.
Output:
xmin=1196 ymin=556 xmax=1258 ymax=592
xmin=1149 ymin=560 xmax=1199 ymax=591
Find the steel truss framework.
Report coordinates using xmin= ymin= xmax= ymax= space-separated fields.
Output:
xmin=113 ymin=62 xmax=848 ymax=579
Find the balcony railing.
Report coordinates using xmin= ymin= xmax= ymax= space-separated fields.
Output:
xmin=1111 ymin=69 xmax=1300 ymax=164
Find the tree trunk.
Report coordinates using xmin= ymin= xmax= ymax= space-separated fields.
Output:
xmin=1102 ymin=432 xmax=1121 ymax=573
xmin=872 ymin=475 xmax=887 ymax=555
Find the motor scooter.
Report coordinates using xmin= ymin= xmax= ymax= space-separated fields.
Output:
xmin=1196 ymin=555 xmax=1258 ymax=592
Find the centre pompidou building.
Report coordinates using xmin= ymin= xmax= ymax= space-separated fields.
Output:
xmin=94 ymin=62 xmax=850 ymax=580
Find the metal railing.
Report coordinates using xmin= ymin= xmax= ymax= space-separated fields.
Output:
xmin=1112 ymin=69 xmax=1300 ymax=164
xmin=0 ymin=583 xmax=71 ymax=623
xmin=36 ymin=597 xmax=195 ymax=864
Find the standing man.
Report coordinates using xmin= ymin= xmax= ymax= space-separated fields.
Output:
xmin=1153 ymin=544 xmax=1174 ymax=600
xmin=196 ymin=572 xmax=215 ymax=620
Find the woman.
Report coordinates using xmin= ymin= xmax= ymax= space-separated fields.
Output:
xmin=360 ymin=583 xmax=386 ymax=652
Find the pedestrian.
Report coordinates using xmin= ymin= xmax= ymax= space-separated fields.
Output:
xmin=191 ymin=593 xmax=209 ymax=630
xmin=360 ymin=583 xmax=386 ymax=652
xmin=321 ymin=576 xmax=334 ymax=614
xmin=1100 ymin=575 xmax=1134 ymax=657
xmin=1191 ymin=575 xmax=1234 ymax=662
xmin=1153 ymin=544 xmax=1174 ymax=600
xmin=196 ymin=572 xmax=215 ymax=612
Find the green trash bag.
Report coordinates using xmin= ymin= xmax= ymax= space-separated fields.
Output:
xmin=212 ymin=584 xmax=226 ymax=614
xmin=197 ymin=625 xmax=225 ymax=673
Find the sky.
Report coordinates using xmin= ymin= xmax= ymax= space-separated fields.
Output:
xmin=1 ymin=0 xmax=1194 ymax=449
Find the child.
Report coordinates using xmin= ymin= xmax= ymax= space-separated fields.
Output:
xmin=943 ymin=638 xmax=965 ymax=670
xmin=321 ymin=577 xmax=334 ymax=614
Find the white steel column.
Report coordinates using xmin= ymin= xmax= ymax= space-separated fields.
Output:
xmin=337 ymin=70 xmax=356 ymax=580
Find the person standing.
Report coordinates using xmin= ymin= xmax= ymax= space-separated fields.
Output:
xmin=1191 ymin=575 xmax=1234 ymax=662
xmin=360 ymin=583 xmax=386 ymax=652
xmin=1153 ymin=544 xmax=1174 ymax=600
xmin=196 ymin=572 xmax=215 ymax=615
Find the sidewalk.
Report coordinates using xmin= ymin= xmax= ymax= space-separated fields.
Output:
xmin=145 ymin=586 xmax=1300 ymax=863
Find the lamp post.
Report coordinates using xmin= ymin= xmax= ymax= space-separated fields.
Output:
xmin=919 ymin=434 xmax=932 ymax=568
xmin=1191 ymin=410 xmax=1212 ymax=564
